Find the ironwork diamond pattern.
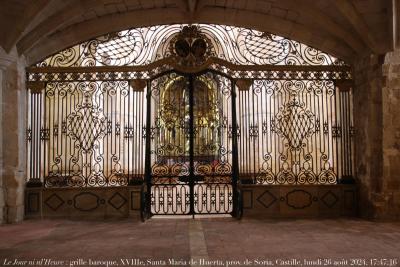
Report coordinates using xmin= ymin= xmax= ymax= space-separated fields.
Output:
xmin=96 ymin=34 xmax=137 ymax=61
xmin=67 ymin=106 xmax=107 ymax=152
xmin=244 ymin=32 xmax=289 ymax=60
xmin=274 ymin=100 xmax=315 ymax=149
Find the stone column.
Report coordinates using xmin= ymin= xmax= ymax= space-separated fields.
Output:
xmin=380 ymin=49 xmax=400 ymax=219
xmin=0 ymin=60 xmax=6 ymax=223
xmin=353 ymin=54 xmax=385 ymax=219
xmin=354 ymin=51 xmax=400 ymax=220
xmin=0 ymin=47 xmax=27 ymax=223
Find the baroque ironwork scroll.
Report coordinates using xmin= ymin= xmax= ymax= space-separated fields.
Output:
xmin=36 ymin=24 xmax=345 ymax=68
xmin=27 ymin=81 xmax=147 ymax=187
xmin=237 ymin=79 xmax=354 ymax=184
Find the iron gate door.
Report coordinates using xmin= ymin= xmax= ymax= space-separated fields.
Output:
xmin=145 ymin=71 xmax=238 ymax=216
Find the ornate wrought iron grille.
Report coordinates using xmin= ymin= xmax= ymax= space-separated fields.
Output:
xmin=237 ymin=80 xmax=354 ymax=184
xmin=27 ymin=81 xmax=146 ymax=187
xmin=36 ymin=24 xmax=345 ymax=68
xmin=147 ymin=72 xmax=235 ymax=215
xmin=26 ymin=24 xmax=354 ymax=216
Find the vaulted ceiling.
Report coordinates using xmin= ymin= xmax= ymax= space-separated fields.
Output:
xmin=0 ymin=0 xmax=394 ymax=64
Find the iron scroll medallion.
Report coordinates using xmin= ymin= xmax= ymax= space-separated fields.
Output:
xmin=169 ymin=25 xmax=214 ymax=67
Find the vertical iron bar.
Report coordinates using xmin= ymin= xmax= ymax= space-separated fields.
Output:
xmin=32 ymin=93 xmax=36 ymax=181
xmin=339 ymin=91 xmax=344 ymax=181
xmin=41 ymin=90 xmax=45 ymax=183
xmin=144 ymin=80 xmax=152 ymax=216
xmin=345 ymin=92 xmax=351 ymax=176
xmin=231 ymin=80 xmax=240 ymax=217
xmin=32 ymin=93 xmax=36 ymax=180
xmin=252 ymin=84 xmax=256 ymax=179
xmin=34 ymin=93 xmax=39 ymax=180
xmin=127 ymin=84 xmax=131 ymax=183
xmin=334 ymin=83 xmax=340 ymax=184
xmin=244 ymin=88 xmax=249 ymax=179
xmin=239 ymin=89 xmax=243 ymax=179
xmin=45 ymin=85 xmax=49 ymax=185
xmin=188 ymin=75 xmax=195 ymax=217
xmin=343 ymin=92 xmax=348 ymax=176
xmin=29 ymin=92 xmax=33 ymax=181
xmin=28 ymin=91 xmax=32 ymax=181
xmin=349 ymin=90 xmax=354 ymax=176
xmin=67 ymin=85 xmax=71 ymax=181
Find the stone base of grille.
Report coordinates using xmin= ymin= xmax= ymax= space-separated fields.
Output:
xmin=241 ymin=184 xmax=357 ymax=218
xmin=25 ymin=184 xmax=357 ymax=219
xmin=25 ymin=186 xmax=141 ymax=219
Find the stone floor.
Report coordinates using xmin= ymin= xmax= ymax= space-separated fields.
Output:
xmin=0 ymin=218 xmax=399 ymax=267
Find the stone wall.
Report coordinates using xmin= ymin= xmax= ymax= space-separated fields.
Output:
xmin=0 ymin=59 xmax=4 ymax=223
xmin=381 ymin=49 xmax=400 ymax=219
xmin=0 ymin=47 xmax=27 ymax=223
xmin=353 ymin=54 xmax=385 ymax=219
xmin=353 ymin=50 xmax=400 ymax=220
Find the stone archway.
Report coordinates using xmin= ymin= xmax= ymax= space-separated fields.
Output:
xmin=7 ymin=0 xmax=390 ymax=65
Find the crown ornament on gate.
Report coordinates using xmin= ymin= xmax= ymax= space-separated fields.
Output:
xmin=169 ymin=25 xmax=214 ymax=67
